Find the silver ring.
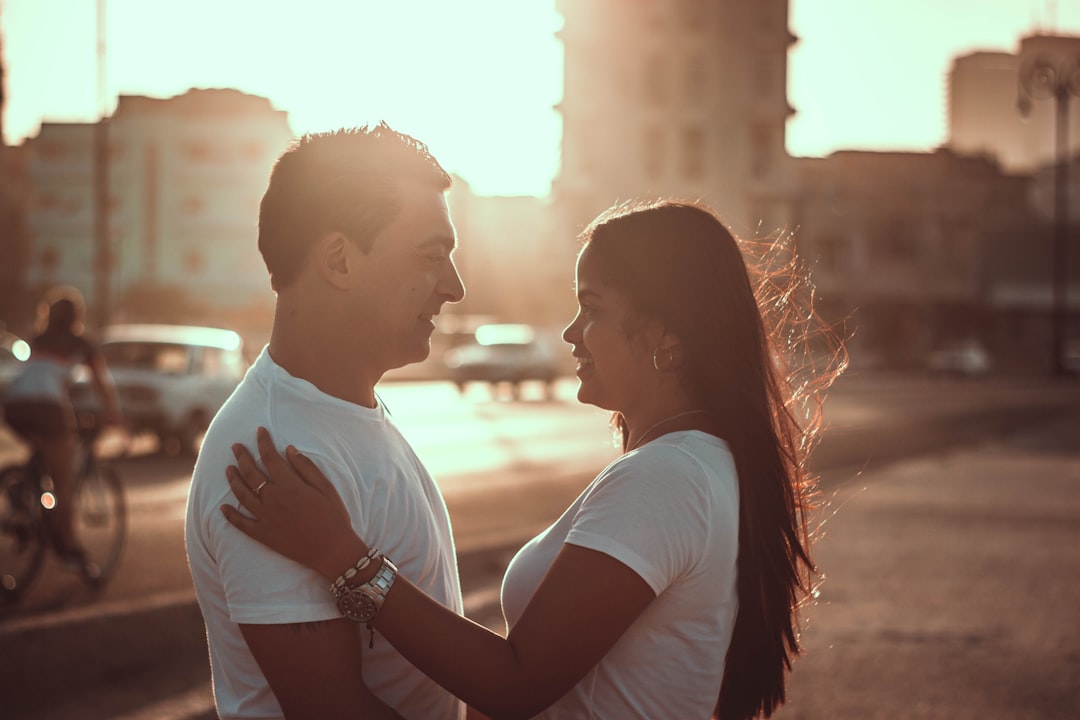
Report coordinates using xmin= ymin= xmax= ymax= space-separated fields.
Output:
xmin=254 ymin=480 xmax=269 ymax=496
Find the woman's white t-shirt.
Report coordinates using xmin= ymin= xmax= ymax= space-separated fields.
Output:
xmin=500 ymin=431 xmax=740 ymax=719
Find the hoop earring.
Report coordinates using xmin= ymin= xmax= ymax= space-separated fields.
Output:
xmin=652 ymin=347 xmax=674 ymax=372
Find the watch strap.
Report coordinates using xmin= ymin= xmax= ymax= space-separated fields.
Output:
xmin=332 ymin=554 xmax=398 ymax=626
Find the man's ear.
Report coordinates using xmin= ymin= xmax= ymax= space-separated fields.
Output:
xmin=314 ymin=232 xmax=353 ymax=290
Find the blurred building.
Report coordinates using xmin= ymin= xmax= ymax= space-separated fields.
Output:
xmin=13 ymin=85 xmax=561 ymax=351
xmin=20 ymin=89 xmax=292 ymax=334
xmin=382 ymin=178 xmax=556 ymax=380
xmin=447 ymin=179 xmax=555 ymax=323
xmin=0 ymin=24 xmax=34 ymax=331
xmin=791 ymin=149 xmax=1049 ymax=369
xmin=551 ymin=0 xmax=797 ymax=320
xmin=0 ymin=142 xmax=32 ymax=330
xmin=949 ymin=34 xmax=1080 ymax=173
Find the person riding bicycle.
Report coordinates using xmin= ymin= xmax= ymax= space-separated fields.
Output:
xmin=1 ymin=287 xmax=122 ymax=564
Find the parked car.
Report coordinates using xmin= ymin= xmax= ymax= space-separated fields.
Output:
xmin=443 ymin=323 xmax=560 ymax=399
xmin=0 ymin=331 xmax=31 ymax=401
xmin=72 ymin=324 xmax=247 ymax=455
xmin=926 ymin=339 xmax=992 ymax=377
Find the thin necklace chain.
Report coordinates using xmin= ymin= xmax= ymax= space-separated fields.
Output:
xmin=627 ymin=410 xmax=710 ymax=452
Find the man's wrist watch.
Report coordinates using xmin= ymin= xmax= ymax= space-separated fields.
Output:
xmin=331 ymin=555 xmax=398 ymax=624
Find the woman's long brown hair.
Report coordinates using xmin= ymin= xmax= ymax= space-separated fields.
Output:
xmin=582 ymin=200 xmax=844 ymax=719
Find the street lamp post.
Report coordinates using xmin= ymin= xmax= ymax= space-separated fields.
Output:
xmin=93 ymin=0 xmax=111 ymax=329
xmin=1018 ymin=52 xmax=1080 ymax=376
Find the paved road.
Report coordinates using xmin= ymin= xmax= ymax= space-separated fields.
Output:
xmin=775 ymin=407 xmax=1080 ymax=720
xmin=4 ymin=371 xmax=1070 ymax=619
xmin=2 ymin=372 xmax=1079 ymax=719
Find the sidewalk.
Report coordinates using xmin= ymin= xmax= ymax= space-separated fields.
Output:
xmin=775 ymin=411 xmax=1080 ymax=719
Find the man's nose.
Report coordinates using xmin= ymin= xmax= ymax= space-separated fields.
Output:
xmin=441 ymin=258 xmax=466 ymax=303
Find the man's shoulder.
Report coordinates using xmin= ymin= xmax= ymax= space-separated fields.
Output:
xmin=188 ymin=372 xmax=271 ymax=504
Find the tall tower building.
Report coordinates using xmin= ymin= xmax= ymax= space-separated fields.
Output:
xmin=552 ymin=0 xmax=797 ymax=256
xmin=949 ymin=34 xmax=1080 ymax=173
xmin=0 ymin=29 xmax=6 ymax=145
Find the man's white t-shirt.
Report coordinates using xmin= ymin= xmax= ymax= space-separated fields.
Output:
xmin=185 ymin=348 xmax=465 ymax=720
xmin=500 ymin=431 xmax=740 ymax=720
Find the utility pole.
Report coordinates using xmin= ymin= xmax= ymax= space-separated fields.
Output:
xmin=1018 ymin=51 xmax=1080 ymax=376
xmin=92 ymin=0 xmax=111 ymax=329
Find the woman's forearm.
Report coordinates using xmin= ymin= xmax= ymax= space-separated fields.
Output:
xmin=325 ymin=545 xmax=545 ymax=718
xmin=313 ymin=532 xmax=371 ymax=583
xmin=374 ymin=575 xmax=556 ymax=720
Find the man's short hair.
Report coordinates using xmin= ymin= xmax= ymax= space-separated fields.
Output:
xmin=258 ymin=123 xmax=452 ymax=290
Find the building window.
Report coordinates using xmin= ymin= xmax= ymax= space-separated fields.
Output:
xmin=750 ymin=125 xmax=771 ymax=179
xmin=816 ymin=234 xmax=848 ymax=273
xmin=685 ymin=55 xmax=707 ymax=103
xmin=681 ymin=0 xmax=707 ymax=27
xmin=877 ymin=223 xmax=918 ymax=264
xmin=750 ymin=202 xmax=771 ymax=235
xmin=37 ymin=192 xmax=80 ymax=217
xmin=756 ymin=3 xmax=774 ymax=27
xmin=643 ymin=54 xmax=668 ymax=105
xmin=40 ymin=246 xmax=60 ymax=273
xmin=941 ymin=223 xmax=973 ymax=273
xmin=182 ymin=195 xmax=207 ymax=216
xmin=242 ymin=141 xmax=263 ymax=162
xmin=682 ymin=126 xmax=705 ymax=180
xmin=39 ymin=142 xmax=67 ymax=162
xmin=645 ymin=0 xmax=667 ymax=28
xmin=183 ymin=142 xmax=216 ymax=163
xmin=752 ymin=56 xmax=772 ymax=97
xmin=643 ymin=126 xmax=664 ymax=178
xmin=184 ymin=249 xmax=205 ymax=275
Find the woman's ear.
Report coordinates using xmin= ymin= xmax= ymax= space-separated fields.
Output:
xmin=314 ymin=232 xmax=353 ymax=290
xmin=654 ymin=327 xmax=685 ymax=371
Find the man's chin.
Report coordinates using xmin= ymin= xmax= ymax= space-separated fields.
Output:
xmin=391 ymin=343 xmax=432 ymax=370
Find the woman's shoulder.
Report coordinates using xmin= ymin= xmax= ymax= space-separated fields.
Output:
xmin=599 ymin=431 xmax=735 ymax=490
xmin=632 ymin=431 xmax=732 ymax=469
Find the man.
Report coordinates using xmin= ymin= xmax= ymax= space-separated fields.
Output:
xmin=3 ymin=287 xmax=123 ymax=564
xmin=185 ymin=125 xmax=467 ymax=719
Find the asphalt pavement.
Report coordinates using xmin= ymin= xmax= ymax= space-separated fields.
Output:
xmin=2 ymin=373 xmax=1079 ymax=719
xmin=775 ymin=403 xmax=1080 ymax=719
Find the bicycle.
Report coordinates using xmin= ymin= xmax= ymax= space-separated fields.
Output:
xmin=0 ymin=413 xmax=127 ymax=603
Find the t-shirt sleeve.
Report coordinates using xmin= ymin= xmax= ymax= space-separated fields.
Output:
xmin=208 ymin=454 xmax=354 ymax=625
xmin=564 ymin=446 xmax=713 ymax=595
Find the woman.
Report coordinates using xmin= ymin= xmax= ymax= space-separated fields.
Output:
xmin=223 ymin=200 xmax=840 ymax=719
xmin=3 ymin=287 xmax=122 ymax=561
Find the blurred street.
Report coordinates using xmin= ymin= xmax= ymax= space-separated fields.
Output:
xmin=777 ymin=404 xmax=1080 ymax=720
xmin=1 ymin=371 xmax=1078 ymax=719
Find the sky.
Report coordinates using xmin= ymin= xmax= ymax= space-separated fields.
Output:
xmin=2 ymin=0 xmax=1080 ymax=197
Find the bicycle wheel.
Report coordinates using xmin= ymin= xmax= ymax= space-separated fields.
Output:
xmin=73 ymin=459 xmax=126 ymax=588
xmin=0 ymin=464 xmax=47 ymax=603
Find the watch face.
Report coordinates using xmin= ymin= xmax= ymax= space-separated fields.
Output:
xmin=338 ymin=588 xmax=379 ymax=623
